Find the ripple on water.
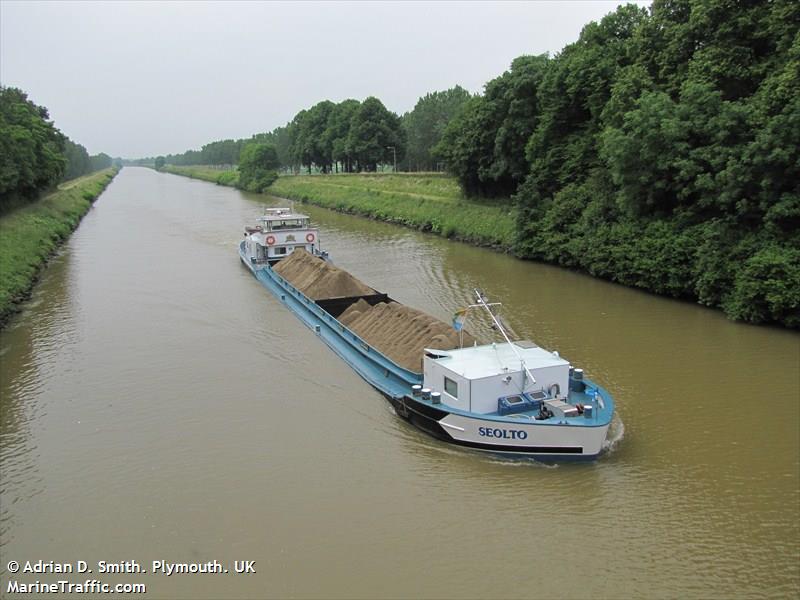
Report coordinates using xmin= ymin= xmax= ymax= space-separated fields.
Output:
xmin=0 ymin=169 xmax=797 ymax=599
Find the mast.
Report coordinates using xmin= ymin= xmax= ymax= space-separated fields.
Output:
xmin=470 ymin=289 xmax=537 ymax=389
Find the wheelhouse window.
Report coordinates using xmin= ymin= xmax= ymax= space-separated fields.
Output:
xmin=272 ymin=219 xmax=302 ymax=230
xmin=274 ymin=246 xmax=287 ymax=256
xmin=444 ymin=376 xmax=458 ymax=399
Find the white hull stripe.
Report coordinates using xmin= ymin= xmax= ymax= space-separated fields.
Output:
xmin=439 ymin=421 xmax=465 ymax=432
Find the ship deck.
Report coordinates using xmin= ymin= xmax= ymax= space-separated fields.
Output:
xmin=407 ymin=385 xmax=614 ymax=427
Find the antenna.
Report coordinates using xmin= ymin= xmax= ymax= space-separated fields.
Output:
xmin=470 ymin=289 xmax=537 ymax=389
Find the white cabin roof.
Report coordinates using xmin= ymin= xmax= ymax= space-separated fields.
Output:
xmin=257 ymin=208 xmax=309 ymax=222
xmin=427 ymin=341 xmax=568 ymax=380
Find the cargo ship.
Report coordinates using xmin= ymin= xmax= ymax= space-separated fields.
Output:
xmin=240 ymin=209 xmax=615 ymax=460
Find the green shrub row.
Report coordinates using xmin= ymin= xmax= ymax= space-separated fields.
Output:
xmin=517 ymin=191 xmax=800 ymax=328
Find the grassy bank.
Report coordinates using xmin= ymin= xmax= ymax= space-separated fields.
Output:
xmin=160 ymin=164 xmax=239 ymax=187
xmin=160 ymin=167 xmax=515 ymax=248
xmin=0 ymin=168 xmax=119 ymax=327
xmin=269 ymin=174 xmax=516 ymax=248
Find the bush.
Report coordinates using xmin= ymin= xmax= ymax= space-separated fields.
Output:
xmin=724 ymin=246 xmax=800 ymax=327
xmin=244 ymin=171 xmax=278 ymax=193
xmin=216 ymin=171 xmax=239 ymax=187
xmin=237 ymin=142 xmax=279 ymax=192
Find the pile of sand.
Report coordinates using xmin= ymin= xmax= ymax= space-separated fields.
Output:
xmin=274 ymin=249 xmax=474 ymax=372
xmin=273 ymin=249 xmax=375 ymax=300
xmin=339 ymin=299 xmax=475 ymax=373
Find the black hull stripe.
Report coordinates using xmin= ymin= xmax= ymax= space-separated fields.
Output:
xmin=395 ymin=398 xmax=585 ymax=455
xmin=448 ymin=439 xmax=584 ymax=454
xmin=403 ymin=396 xmax=449 ymax=420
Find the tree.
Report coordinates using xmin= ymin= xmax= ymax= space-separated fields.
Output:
xmin=154 ymin=156 xmax=166 ymax=170
xmin=346 ymin=97 xmax=404 ymax=172
xmin=288 ymin=109 xmax=312 ymax=173
xmin=269 ymin=125 xmax=294 ymax=171
xmin=433 ymin=96 xmax=493 ymax=196
xmin=295 ymin=101 xmax=336 ymax=173
xmin=323 ymin=99 xmax=360 ymax=173
xmin=237 ymin=142 xmax=279 ymax=192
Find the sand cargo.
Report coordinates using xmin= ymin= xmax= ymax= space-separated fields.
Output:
xmin=274 ymin=249 xmax=475 ymax=373
xmin=240 ymin=210 xmax=615 ymax=460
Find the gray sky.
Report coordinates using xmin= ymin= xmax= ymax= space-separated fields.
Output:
xmin=1 ymin=1 xmax=648 ymax=158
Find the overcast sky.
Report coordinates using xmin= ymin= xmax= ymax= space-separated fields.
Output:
xmin=1 ymin=1 xmax=649 ymax=158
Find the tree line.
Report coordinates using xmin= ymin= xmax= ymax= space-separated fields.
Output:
xmin=0 ymin=86 xmax=115 ymax=211
xmin=63 ymin=139 xmax=113 ymax=181
xmin=138 ymin=87 xmax=472 ymax=175
xmin=436 ymin=0 xmax=799 ymax=328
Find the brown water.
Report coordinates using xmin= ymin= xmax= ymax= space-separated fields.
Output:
xmin=1 ymin=167 xmax=798 ymax=599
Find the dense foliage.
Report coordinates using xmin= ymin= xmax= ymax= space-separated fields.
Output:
xmin=0 ymin=87 xmax=66 ymax=208
xmin=435 ymin=0 xmax=799 ymax=328
xmin=0 ymin=86 xmax=114 ymax=211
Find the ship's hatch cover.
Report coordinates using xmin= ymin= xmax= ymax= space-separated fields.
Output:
xmin=513 ymin=340 xmax=538 ymax=349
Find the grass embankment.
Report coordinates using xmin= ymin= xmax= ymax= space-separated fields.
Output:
xmin=160 ymin=164 xmax=239 ymax=187
xmin=161 ymin=167 xmax=515 ymax=249
xmin=0 ymin=168 xmax=119 ymax=327
xmin=269 ymin=174 xmax=516 ymax=248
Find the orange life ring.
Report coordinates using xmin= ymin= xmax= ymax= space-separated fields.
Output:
xmin=265 ymin=235 xmax=276 ymax=246
xmin=306 ymin=233 xmax=315 ymax=243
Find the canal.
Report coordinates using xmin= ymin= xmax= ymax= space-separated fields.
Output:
xmin=1 ymin=167 xmax=798 ymax=598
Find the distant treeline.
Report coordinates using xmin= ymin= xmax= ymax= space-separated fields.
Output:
xmin=63 ymin=139 xmax=113 ymax=180
xmin=134 ymin=87 xmax=472 ymax=174
xmin=0 ymin=86 xmax=116 ymax=211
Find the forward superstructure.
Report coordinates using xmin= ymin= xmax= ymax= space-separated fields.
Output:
xmin=242 ymin=207 xmax=325 ymax=265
